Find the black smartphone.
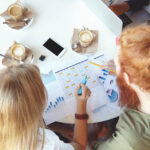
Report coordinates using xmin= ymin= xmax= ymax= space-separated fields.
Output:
xmin=43 ymin=38 xmax=66 ymax=57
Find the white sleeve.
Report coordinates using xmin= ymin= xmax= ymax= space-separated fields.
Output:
xmin=41 ymin=128 xmax=74 ymax=150
xmin=57 ymin=139 xmax=74 ymax=150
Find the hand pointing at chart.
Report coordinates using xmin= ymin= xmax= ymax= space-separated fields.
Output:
xmin=75 ymin=84 xmax=91 ymax=113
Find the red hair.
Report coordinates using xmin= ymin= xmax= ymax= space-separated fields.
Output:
xmin=117 ymin=26 xmax=150 ymax=108
xmin=117 ymin=73 xmax=140 ymax=109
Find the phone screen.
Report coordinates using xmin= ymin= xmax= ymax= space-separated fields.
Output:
xmin=43 ymin=38 xmax=64 ymax=56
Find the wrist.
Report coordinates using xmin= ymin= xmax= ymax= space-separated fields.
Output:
xmin=77 ymin=99 xmax=87 ymax=106
xmin=76 ymin=102 xmax=87 ymax=114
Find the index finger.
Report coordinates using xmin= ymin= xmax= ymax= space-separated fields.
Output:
xmin=75 ymin=84 xmax=81 ymax=95
xmin=80 ymin=84 xmax=86 ymax=95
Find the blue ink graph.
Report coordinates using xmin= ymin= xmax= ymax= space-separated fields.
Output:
xmin=45 ymin=96 xmax=64 ymax=113
xmin=107 ymin=89 xmax=118 ymax=102
xmin=99 ymin=69 xmax=118 ymax=103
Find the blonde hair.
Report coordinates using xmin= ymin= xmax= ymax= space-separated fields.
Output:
xmin=0 ymin=64 xmax=47 ymax=150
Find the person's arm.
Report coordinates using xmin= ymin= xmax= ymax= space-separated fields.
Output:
xmin=71 ymin=84 xmax=91 ymax=150
xmin=109 ymin=2 xmax=130 ymax=16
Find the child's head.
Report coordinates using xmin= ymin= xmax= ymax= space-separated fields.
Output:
xmin=0 ymin=64 xmax=47 ymax=150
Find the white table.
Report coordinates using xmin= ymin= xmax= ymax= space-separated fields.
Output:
xmin=0 ymin=0 xmax=122 ymax=123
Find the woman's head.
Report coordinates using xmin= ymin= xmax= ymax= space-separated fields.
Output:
xmin=116 ymin=26 xmax=150 ymax=109
xmin=0 ymin=64 xmax=47 ymax=150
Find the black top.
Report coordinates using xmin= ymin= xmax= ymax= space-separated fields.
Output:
xmin=126 ymin=0 xmax=150 ymax=11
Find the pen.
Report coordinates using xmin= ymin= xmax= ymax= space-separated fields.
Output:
xmin=78 ymin=75 xmax=87 ymax=95
xmin=88 ymin=61 xmax=116 ymax=74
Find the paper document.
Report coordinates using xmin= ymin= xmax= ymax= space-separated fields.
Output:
xmin=54 ymin=56 xmax=110 ymax=113
xmin=43 ymin=54 xmax=121 ymax=124
xmin=43 ymin=81 xmax=70 ymax=125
